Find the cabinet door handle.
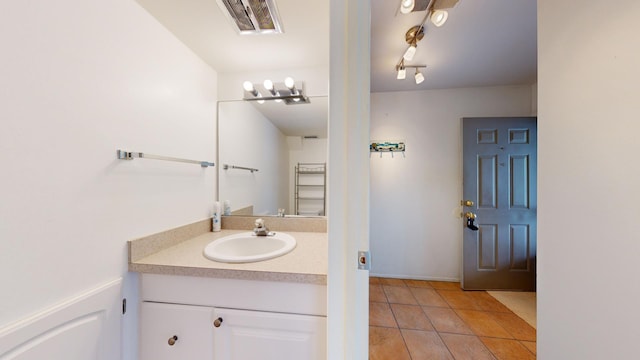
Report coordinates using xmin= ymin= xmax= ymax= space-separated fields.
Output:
xmin=168 ymin=335 xmax=178 ymax=346
xmin=213 ymin=317 xmax=223 ymax=328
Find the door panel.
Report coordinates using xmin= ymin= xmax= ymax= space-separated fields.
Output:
xmin=213 ymin=307 xmax=326 ymax=360
xmin=139 ymin=302 xmax=214 ymax=360
xmin=462 ymin=117 xmax=537 ymax=290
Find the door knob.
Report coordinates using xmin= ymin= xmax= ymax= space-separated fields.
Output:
xmin=461 ymin=200 xmax=474 ymax=207
xmin=213 ymin=317 xmax=223 ymax=328
xmin=168 ymin=335 xmax=178 ymax=346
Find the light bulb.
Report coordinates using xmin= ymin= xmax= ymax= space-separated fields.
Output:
xmin=403 ymin=45 xmax=416 ymax=61
xmin=257 ymin=94 xmax=265 ymax=104
xmin=431 ymin=10 xmax=448 ymax=27
xmin=400 ymin=0 xmax=414 ymax=14
xmin=243 ymin=81 xmax=254 ymax=92
xmin=263 ymin=79 xmax=274 ymax=91
xmin=284 ymin=77 xmax=295 ymax=89
xmin=415 ymin=70 xmax=425 ymax=84
xmin=397 ymin=67 xmax=406 ymax=80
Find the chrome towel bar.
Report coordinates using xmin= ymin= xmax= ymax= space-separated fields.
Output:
xmin=117 ymin=150 xmax=215 ymax=168
xmin=223 ymin=164 xmax=258 ymax=173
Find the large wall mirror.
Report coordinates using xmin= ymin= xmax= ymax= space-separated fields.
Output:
xmin=218 ymin=96 xmax=328 ymax=217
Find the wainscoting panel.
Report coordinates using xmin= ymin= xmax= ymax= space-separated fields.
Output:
xmin=0 ymin=278 xmax=122 ymax=360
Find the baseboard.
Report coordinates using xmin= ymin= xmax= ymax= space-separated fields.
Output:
xmin=369 ymin=273 xmax=460 ymax=283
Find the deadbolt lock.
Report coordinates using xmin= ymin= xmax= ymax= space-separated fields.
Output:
xmin=461 ymin=200 xmax=474 ymax=207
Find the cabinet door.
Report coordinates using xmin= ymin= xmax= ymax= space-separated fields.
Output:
xmin=213 ymin=308 xmax=326 ymax=360
xmin=140 ymin=302 xmax=214 ymax=360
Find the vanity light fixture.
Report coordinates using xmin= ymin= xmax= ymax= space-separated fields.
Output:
xmin=243 ymin=81 xmax=259 ymax=97
xmin=242 ymin=77 xmax=310 ymax=105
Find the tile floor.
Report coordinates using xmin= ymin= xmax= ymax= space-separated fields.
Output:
xmin=369 ymin=277 xmax=536 ymax=360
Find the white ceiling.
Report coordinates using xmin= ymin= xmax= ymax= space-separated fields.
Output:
xmin=135 ymin=0 xmax=330 ymax=73
xmin=135 ymin=0 xmax=536 ymax=132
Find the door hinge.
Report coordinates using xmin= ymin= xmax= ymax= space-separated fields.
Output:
xmin=358 ymin=251 xmax=370 ymax=270
xmin=122 ymin=298 xmax=127 ymax=315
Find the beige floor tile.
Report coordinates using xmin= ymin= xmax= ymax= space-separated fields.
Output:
xmin=455 ymin=310 xmax=513 ymax=339
xmin=369 ymin=326 xmax=411 ymax=360
xmin=410 ymin=287 xmax=449 ymax=307
xmin=404 ymin=279 xmax=434 ymax=288
xmin=379 ymin=277 xmax=407 ymax=287
xmin=480 ymin=337 xmax=536 ymax=360
xmin=489 ymin=312 xmax=537 ymax=341
xmin=390 ymin=304 xmax=434 ymax=331
xmin=438 ymin=290 xmax=483 ymax=310
xmin=370 ymin=301 xmax=397 ymax=328
xmin=401 ymin=329 xmax=453 ymax=359
xmin=439 ymin=333 xmax=496 ymax=360
xmin=370 ymin=284 xmax=388 ymax=303
xmin=429 ymin=281 xmax=461 ymax=290
xmin=422 ymin=306 xmax=474 ymax=335
xmin=487 ymin=291 xmax=536 ymax=329
xmin=383 ymin=285 xmax=418 ymax=304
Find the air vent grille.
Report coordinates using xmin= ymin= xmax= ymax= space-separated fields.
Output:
xmin=217 ymin=0 xmax=283 ymax=34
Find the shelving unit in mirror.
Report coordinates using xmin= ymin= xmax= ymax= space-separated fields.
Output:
xmin=294 ymin=163 xmax=326 ymax=216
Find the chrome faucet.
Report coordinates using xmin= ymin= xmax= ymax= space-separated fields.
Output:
xmin=253 ymin=218 xmax=274 ymax=236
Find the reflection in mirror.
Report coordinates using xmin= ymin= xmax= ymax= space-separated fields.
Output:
xmin=218 ymin=96 xmax=328 ymax=217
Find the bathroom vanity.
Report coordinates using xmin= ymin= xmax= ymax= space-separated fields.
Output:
xmin=128 ymin=218 xmax=327 ymax=360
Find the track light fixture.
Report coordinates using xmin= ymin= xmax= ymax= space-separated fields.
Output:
xmin=430 ymin=9 xmax=448 ymax=27
xmin=394 ymin=0 xmax=459 ymax=85
xmin=403 ymin=25 xmax=424 ymax=61
xmin=396 ymin=62 xmax=407 ymax=80
xmin=396 ymin=64 xmax=426 ymax=84
xmin=414 ymin=68 xmax=425 ymax=84
xmin=242 ymin=77 xmax=310 ymax=105
xmin=399 ymin=0 xmax=415 ymax=14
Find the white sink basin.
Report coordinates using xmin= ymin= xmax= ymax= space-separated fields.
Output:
xmin=203 ymin=232 xmax=296 ymax=263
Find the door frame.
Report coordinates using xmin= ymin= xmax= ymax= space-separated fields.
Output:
xmin=327 ymin=0 xmax=371 ymax=358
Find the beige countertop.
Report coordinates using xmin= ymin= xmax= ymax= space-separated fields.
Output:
xmin=129 ymin=228 xmax=328 ymax=285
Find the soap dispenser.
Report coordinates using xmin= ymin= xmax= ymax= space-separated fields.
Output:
xmin=212 ymin=202 xmax=221 ymax=232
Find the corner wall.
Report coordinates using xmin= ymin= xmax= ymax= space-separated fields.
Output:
xmin=0 ymin=0 xmax=217 ymax=358
xmin=538 ymin=1 xmax=640 ymax=358
xmin=370 ymin=85 xmax=532 ymax=280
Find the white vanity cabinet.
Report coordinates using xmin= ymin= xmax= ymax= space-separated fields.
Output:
xmin=213 ymin=308 xmax=326 ymax=359
xmin=140 ymin=302 xmax=215 ymax=360
xmin=138 ymin=274 xmax=327 ymax=360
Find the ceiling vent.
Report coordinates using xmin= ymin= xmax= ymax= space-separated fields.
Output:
xmin=216 ymin=0 xmax=284 ymax=34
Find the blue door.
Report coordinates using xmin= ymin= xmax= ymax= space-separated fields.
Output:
xmin=462 ymin=117 xmax=537 ymax=290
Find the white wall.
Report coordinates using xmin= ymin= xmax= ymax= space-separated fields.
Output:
xmin=370 ymin=85 xmax=532 ymax=280
xmin=0 ymin=0 xmax=217 ymax=358
xmin=538 ymin=1 xmax=640 ymax=358
xmin=218 ymin=102 xmax=289 ymax=215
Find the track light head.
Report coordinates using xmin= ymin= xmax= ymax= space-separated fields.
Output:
xmin=399 ymin=0 xmax=414 ymax=14
xmin=414 ymin=69 xmax=425 ymax=84
xmin=430 ymin=10 xmax=449 ymax=27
